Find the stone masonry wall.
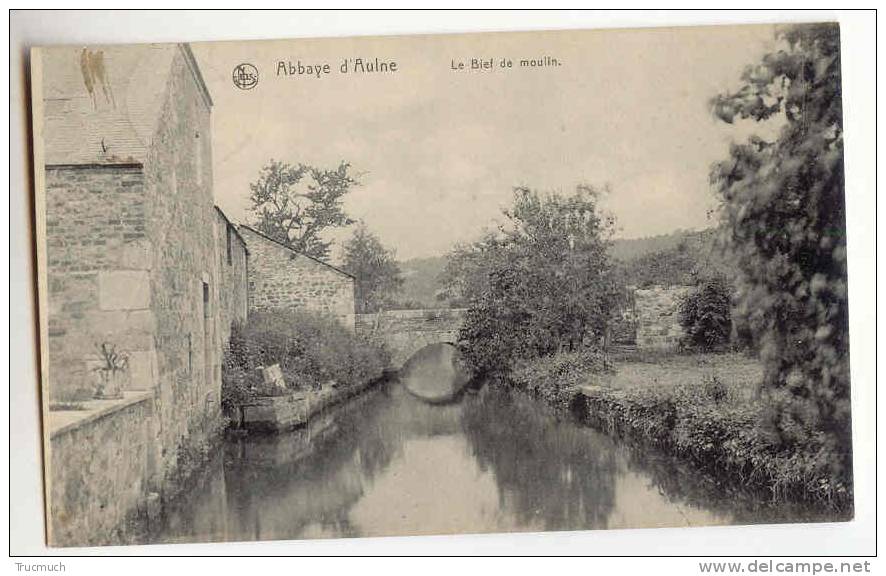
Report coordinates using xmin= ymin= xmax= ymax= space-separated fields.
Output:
xmin=634 ymin=285 xmax=691 ymax=351
xmin=240 ymin=226 xmax=355 ymax=330
xmin=44 ymin=166 xmax=155 ymax=402
xmin=142 ymin=47 xmax=226 ymax=487
xmin=213 ymin=209 xmax=249 ymax=346
xmin=356 ymin=308 xmax=466 ymax=368
xmin=41 ymin=45 xmax=247 ymax=547
xmin=49 ymin=395 xmax=153 ymax=546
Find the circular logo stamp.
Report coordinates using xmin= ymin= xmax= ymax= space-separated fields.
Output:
xmin=232 ymin=63 xmax=258 ymax=90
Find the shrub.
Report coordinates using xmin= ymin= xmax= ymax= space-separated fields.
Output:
xmin=221 ymin=361 xmax=256 ymax=413
xmin=227 ymin=320 xmax=251 ymax=371
xmin=581 ymin=386 xmax=677 ymax=446
xmin=456 ymin=281 xmax=531 ymax=377
xmin=699 ymin=374 xmax=729 ymax=404
xmin=450 ymin=186 xmax=621 ymax=377
xmin=678 ymin=275 xmax=733 ymax=351
xmin=220 ymin=310 xmax=389 ymax=423
xmin=510 ymin=350 xmax=612 ymax=411
xmin=221 ymin=323 xmax=261 ymax=422
xmin=242 ymin=309 xmax=389 ymax=391
xmin=578 ymin=378 xmax=850 ymax=507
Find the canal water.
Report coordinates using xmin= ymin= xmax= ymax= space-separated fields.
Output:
xmin=150 ymin=343 xmax=832 ymax=544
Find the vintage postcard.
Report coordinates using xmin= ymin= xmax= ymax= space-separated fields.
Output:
xmin=31 ymin=23 xmax=852 ymax=547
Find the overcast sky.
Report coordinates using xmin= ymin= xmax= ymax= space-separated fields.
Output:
xmin=192 ymin=24 xmax=779 ymax=261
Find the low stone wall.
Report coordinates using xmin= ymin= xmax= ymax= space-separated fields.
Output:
xmin=241 ymin=377 xmax=379 ymax=433
xmin=47 ymin=392 xmax=155 ymax=547
xmin=356 ymin=308 xmax=467 ymax=369
xmin=242 ymin=394 xmax=308 ymax=432
xmin=634 ymin=286 xmax=691 ymax=351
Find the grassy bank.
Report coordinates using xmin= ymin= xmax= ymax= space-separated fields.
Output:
xmin=510 ymin=351 xmax=852 ymax=511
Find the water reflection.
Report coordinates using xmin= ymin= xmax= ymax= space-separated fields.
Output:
xmin=150 ymin=349 xmax=829 ymax=545
xmin=399 ymin=343 xmax=471 ymax=403
xmin=461 ymin=387 xmax=618 ymax=530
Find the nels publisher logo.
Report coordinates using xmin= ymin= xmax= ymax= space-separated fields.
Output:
xmin=232 ymin=63 xmax=258 ymax=90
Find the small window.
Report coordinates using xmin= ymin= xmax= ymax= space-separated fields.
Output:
xmin=202 ymin=281 xmax=212 ymax=389
xmin=226 ymin=224 xmax=233 ymax=266
xmin=194 ymin=131 xmax=203 ymax=186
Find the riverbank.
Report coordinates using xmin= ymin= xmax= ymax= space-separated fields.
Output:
xmin=146 ymin=371 xmax=843 ymax=544
xmin=239 ymin=375 xmax=386 ymax=433
xmin=511 ymin=351 xmax=852 ymax=512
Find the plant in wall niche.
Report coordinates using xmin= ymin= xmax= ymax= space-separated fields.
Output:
xmin=92 ymin=342 xmax=130 ymax=400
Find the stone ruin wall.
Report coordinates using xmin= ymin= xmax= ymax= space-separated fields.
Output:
xmin=634 ymin=285 xmax=692 ymax=351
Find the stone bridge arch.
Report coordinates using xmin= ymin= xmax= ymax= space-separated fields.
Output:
xmin=355 ymin=308 xmax=467 ymax=370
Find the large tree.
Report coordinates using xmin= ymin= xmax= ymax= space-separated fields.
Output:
xmin=248 ymin=160 xmax=357 ymax=260
xmin=342 ymin=222 xmax=404 ymax=313
xmin=450 ymin=185 xmax=621 ymax=376
xmin=437 ymin=231 xmax=507 ymax=307
xmin=710 ymin=24 xmax=850 ymax=484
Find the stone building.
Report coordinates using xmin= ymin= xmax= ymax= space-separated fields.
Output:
xmin=239 ymin=225 xmax=356 ymax=330
xmin=214 ymin=207 xmax=250 ymax=339
xmin=36 ymin=43 xmax=249 ymax=546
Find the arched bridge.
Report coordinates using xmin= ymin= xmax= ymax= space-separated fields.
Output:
xmin=355 ymin=308 xmax=467 ymax=370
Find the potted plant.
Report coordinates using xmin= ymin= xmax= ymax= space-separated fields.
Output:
xmin=93 ymin=342 xmax=129 ymax=399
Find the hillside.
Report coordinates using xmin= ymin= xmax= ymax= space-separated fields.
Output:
xmin=395 ymin=256 xmax=450 ymax=309
xmin=394 ymin=228 xmax=731 ymax=306
xmin=614 ymin=227 xmax=734 ymax=287
xmin=609 ymin=229 xmax=700 ymax=262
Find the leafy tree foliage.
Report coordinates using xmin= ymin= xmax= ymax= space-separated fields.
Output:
xmin=342 ymin=222 xmax=404 ymax=313
xmin=437 ymin=231 xmax=507 ymax=307
xmin=449 ymin=185 xmax=621 ymax=376
xmin=710 ymin=24 xmax=850 ymax=486
xmin=248 ymin=159 xmax=357 ymax=260
xmin=678 ymin=275 xmax=733 ymax=352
